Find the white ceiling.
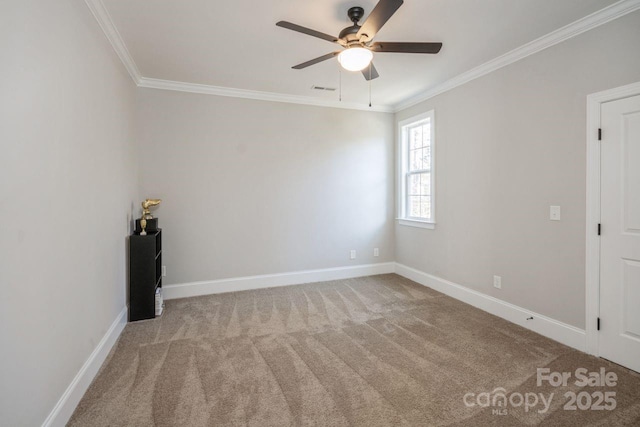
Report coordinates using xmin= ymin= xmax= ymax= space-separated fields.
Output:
xmin=102 ymin=0 xmax=619 ymax=108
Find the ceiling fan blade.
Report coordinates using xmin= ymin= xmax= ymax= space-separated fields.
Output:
xmin=356 ymin=0 xmax=404 ymax=43
xmin=276 ymin=21 xmax=341 ymax=44
xmin=362 ymin=62 xmax=379 ymax=81
xmin=292 ymin=52 xmax=340 ymax=69
xmin=370 ymin=42 xmax=443 ymax=54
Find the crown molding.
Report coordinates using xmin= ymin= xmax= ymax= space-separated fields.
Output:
xmin=84 ymin=0 xmax=141 ymax=84
xmin=85 ymin=0 xmax=639 ymax=113
xmin=138 ymin=77 xmax=394 ymax=113
xmin=392 ymin=0 xmax=640 ymax=112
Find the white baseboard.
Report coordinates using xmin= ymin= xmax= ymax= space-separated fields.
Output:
xmin=42 ymin=307 xmax=127 ymax=427
xmin=163 ymin=262 xmax=396 ymax=300
xmin=394 ymin=263 xmax=587 ymax=352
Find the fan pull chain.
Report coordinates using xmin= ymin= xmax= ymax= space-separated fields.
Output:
xmin=368 ymin=64 xmax=372 ymax=107
xmin=339 ymin=68 xmax=342 ymax=102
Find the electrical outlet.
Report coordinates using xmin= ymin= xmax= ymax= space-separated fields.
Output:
xmin=493 ymin=275 xmax=502 ymax=289
xmin=162 ymin=265 xmax=167 ymax=277
xmin=350 ymin=250 xmax=356 ymax=260
xmin=373 ymin=248 xmax=379 ymax=257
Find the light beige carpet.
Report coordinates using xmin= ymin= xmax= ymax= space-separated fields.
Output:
xmin=69 ymin=274 xmax=640 ymax=426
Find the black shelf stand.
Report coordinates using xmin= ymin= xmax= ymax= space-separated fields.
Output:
xmin=129 ymin=220 xmax=162 ymax=321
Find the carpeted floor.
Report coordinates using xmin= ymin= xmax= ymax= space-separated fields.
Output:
xmin=69 ymin=274 xmax=640 ymax=426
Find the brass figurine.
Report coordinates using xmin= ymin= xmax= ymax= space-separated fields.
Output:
xmin=141 ymin=198 xmax=162 ymax=220
xmin=139 ymin=198 xmax=161 ymax=236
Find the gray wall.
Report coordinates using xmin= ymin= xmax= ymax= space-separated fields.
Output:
xmin=136 ymin=89 xmax=395 ymax=284
xmin=0 ymin=1 xmax=138 ymax=425
xmin=395 ymin=11 xmax=640 ymax=329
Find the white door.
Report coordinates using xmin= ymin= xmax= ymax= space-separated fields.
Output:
xmin=600 ymin=94 xmax=640 ymax=373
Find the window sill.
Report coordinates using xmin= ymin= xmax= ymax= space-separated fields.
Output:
xmin=397 ymin=218 xmax=436 ymax=229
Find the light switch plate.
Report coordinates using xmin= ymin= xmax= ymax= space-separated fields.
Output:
xmin=550 ymin=206 xmax=561 ymax=221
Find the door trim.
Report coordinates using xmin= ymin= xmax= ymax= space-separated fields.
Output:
xmin=586 ymin=81 xmax=640 ymax=356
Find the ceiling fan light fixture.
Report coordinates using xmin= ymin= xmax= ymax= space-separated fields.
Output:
xmin=337 ymin=47 xmax=373 ymax=72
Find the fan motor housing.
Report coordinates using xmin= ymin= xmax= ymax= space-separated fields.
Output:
xmin=338 ymin=25 xmax=361 ymax=42
xmin=340 ymin=6 xmax=366 ymax=43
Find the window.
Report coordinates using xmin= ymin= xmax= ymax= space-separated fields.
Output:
xmin=398 ymin=111 xmax=435 ymax=228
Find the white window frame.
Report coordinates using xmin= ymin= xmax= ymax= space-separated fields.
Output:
xmin=397 ymin=110 xmax=436 ymax=229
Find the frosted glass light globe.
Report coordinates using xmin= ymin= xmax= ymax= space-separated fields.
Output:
xmin=338 ymin=47 xmax=373 ymax=72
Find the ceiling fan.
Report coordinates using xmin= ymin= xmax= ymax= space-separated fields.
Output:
xmin=276 ymin=0 xmax=442 ymax=81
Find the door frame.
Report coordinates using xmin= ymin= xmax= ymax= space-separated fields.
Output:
xmin=585 ymin=81 xmax=640 ymax=356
